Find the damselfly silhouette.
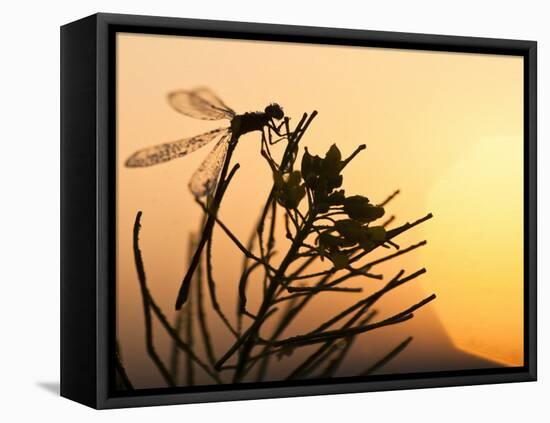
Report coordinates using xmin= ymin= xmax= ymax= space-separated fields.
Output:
xmin=125 ymin=87 xmax=288 ymax=309
xmin=125 ymin=87 xmax=286 ymax=197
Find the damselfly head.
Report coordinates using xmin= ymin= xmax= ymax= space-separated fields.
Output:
xmin=265 ymin=103 xmax=284 ymax=120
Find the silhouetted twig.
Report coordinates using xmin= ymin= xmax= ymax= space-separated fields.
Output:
xmin=115 ymin=342 xmax=134 ymax=390
xmin=185 ymin=283 xmax=195 ymax=385
xmin=287 ymin=310 xmax=378 ymax=380
xmin=196 ymin=198 xmax=276 ymax=273
xmin=196 ymin=248 xmax=217 ymax=368
xmin=264 ymin=294 xmax=434 ymax=350
xmin=133 ymin=211 xmax=175 ymax=387
xmin=205 ymin=233 xmax=238 ymax=337
xmin=133 ymin=211 xmax=221 ymax=383
xmin=382 ymin=215 xmax=395 ymax=228
xmin=170 ymin=304 xmax=184 ymax=381
xmin=379 ymin=189 xmax=400 ymax=207
xmin=318 ymin=313 xmax=377 ymax=378
xmin=314 ymin=269 xmax=423 ymax=333
xmin=360 ymin=337 xmax=414 ymax=376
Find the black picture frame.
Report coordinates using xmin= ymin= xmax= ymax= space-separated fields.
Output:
xmin=60 ymin=12 xmax=537 ymax=409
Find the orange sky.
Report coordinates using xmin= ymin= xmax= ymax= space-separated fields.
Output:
xmin=116 ymin=32 xmax=524 ymax=388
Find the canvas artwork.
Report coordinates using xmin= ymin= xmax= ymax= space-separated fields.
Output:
xmin=114 ymin=32 xmax=524 ymax=392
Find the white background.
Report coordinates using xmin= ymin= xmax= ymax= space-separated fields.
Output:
xmin=0 ymin=0 xmax=547 ymax=421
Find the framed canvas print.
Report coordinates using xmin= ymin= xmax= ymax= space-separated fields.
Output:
xmin=60 ymin=13 xmax=537 ymax=409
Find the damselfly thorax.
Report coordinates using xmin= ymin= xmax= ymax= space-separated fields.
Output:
xmin=125 ymin=87 xmax=285 ymax=197
xmin=231 ymin=108 xmax=283 ymax=137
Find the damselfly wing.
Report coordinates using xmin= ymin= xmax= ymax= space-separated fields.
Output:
xmin=168 ymin=87 xmax=236 ymax=121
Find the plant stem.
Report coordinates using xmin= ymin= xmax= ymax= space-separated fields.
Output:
xmin=133 ymin=211 xmax=221 ymax=383
xmin=115 ymin=342 xmax=134 ymax=390
xmin=266 ymin=294 xmax=434 ymax=349
xmin=360 ymin=337 xmax=414 ymax=376
xmin=133 ymin=211 xmax=176 ymax=387
xmin=195 ymin=242 xmax=217 ymax=368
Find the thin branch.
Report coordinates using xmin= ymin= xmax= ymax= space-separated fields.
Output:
xmin=149 ymin=294 xmax=222 ymax=383
xmin=274 ymin=286 xmax=363 ymax=304
xmin=239 ymin=257 xmax=272 ymax=317
xmin=286 ymin=310 xmax=377 ymax=380
xmin=266 ymin=294 xmax=435 ymax=349
xmin=285 ymin=268 xmax=336 ymax=281
xmin=215 ymin=307 xmax=279 ymax=370
xmin=382 ymin=215 xmax=395 ymax=228
xmin=133 ymin=211 xmax=221 ymax=383
xmin=323 ymin=267 xmax=383 ymax=289
xmin=341 ymin=144 xmax=366 ymax=170
xmin=318 ymin=313 xmax=377 ymax=378
xmin=254 ymin=295 xmax=300 ymax=382
xmin=360 ymin=337 xmax=413 ymax=376
xmin=386 ymin=213 xmax=433 ymax=240
xmin=206 ymin=232 xmax=239 ymax=337
xmin=196 ymin=249 xmax=217 ymax=367
xmin=185 ymin=283 xmax=195 ymax=386
xmin=378 ymin=189 xmax=400 ymax=207
xmin=196 ymin=199 xmax=276 ymax=273
xmin=133 ymin=211 xmax=176 ymax=387
xmin=282 ymin=255 xmax=318 ymax=284
xmin=170 ymin=299 xmax=185 ymax=382
xmin=267 ymin=198 xmax=277 ymax=252
xmin=314 ymin=269 xmax=421 ymax=333
xmin=356 ymin=240 xmax=427 ymax=270
xmin=349 ymin=213 xmax=433 ymax=265
xmin=237 ymin=212 xmax=264 ymax=335
xmin=115 ymin=342 xmax=134 ymax=390
xmin=288 ymin=286 xmax=362 ymax=294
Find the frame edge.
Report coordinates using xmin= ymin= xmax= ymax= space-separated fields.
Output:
xmin=60 ymin=13 xmax=100 ymax=409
